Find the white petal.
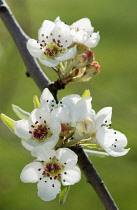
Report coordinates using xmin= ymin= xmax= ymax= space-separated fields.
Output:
xmin=51 ymin=107 xmax=71 ymax=124
xmin=48 ymin=118 xmax=61 ymax=134
xmin=96 ymin=127 xmax=130 ymax=157
xmin=39 ymin=58 xmax=59 ymax=67
xmin=70 ymin=18 xmax=94 ymax=34
xmin=27 ymin=39 xmax=42 ymax=58
xmin=71 ymin=99 xmax=90 ymax=126
xmin=105 ymin=147 xmax=130 ymax=157
xmin=20 ymin=162 xmax=43 ymax=183
xmin=38 ymin=20 xmax=55 ymax=43
xmin=56 ymin=148 xmax=78 ymax=167
xmin=40 ymin=88 xmax=54 ymax=105
xmin=38 ymin=177 xmax=61 ymax=201
xmin=54 ymin=16 xmax=61 ymax=24
xmin=45 ymin=134 xmax=59 ymax=149
xmin=30 ymin=108 xmax=50 ymax=125
xmin=56 ymin=46 xmax=76 ymax=61
xmin=14 ymin=119 xmax=31 ymax=139
xmin=61 ymin=94 xmax=81 ymax=116
xmin=95 ymin=107 xmax=112 ymax=130
xmin=84 ymin=32 xmax=100 ymax=48
xmin=61 ymin=166 xmax=81 ymax=186
xmin=96 ymin=127 xmax=115 ymax=148
xmin=53 ymin=21 xmax=72 ymax=47
xmin=21 ymin=139 xmax=40 ymax=151
xmin=31 ymin=144 xmax=56 ymax=160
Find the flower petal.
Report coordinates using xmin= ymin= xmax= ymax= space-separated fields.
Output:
xmin=56 ymin=148 xmax=78 ymax=167
xmin=14 ymin=119 xmax=31 ymax=139
xmin=39 ymin=58 xmax=59 ymax=67
xmin=37 ymin=177 xmax=61 ymax=201
xmin=70 ymin=18 xmax=94 ymax=34
xmin=20 ymin=162 xmax=43 ymax=183
xmin=96 ymin=127 xmax=130 ymax=157
xmin=51 ymin=107 xmax=71 ymax=124
xmin=31 ymin=144 xmax=56 ymax=161
xmin=53 ymin=21 xmax=72 ymax=47
xmin=84 ymin=32 xmax=100 ymax=48
xmin=95 ymin=107 xmax=112 ymax=130
xmin=40 ymin=88 xmax=54 ymax=105
xmin=61 ymin=166 xmax=81 ymax=186
xmin=56 ymin=45 xmax=76 ymax=61
xmin=27 ymin=39 xmax=42 ymax=58
xmin=38 ymin=20 xmax=55 ymax=43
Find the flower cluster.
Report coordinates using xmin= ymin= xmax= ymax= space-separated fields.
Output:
xmin=27 ymin=17 xmax=100 ymax=84
xmin=1 ymin=16 xmax=130 ymax=204
xmin=1 ymin=88 xmax=130 ymax=201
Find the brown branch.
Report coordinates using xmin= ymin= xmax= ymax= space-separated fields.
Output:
xmin=0 ymin=1 xmax=118 ymax=209
xmin=71 ymin=145 xmax=118 ymax=210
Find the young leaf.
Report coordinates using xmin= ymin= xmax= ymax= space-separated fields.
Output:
xmin=33 ymin=95 xmax=40 ymax=108
xmin=1 ymin=114 xmax=15 ymax=132
xmin=12 ymin=104 xmax=30 ymax=120
xmin=82 ymin=89 xmax=90 ymax=98
xmin=59 ymin=185 xmax=70 ymax=205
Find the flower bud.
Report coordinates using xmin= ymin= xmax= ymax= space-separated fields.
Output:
xmin=80 ymin=61 xmax=100 ymax=82
xmin=86 ymin=61 xmax=100 ymax=76
xmin=75 ymin=50 xmax=94 ymax=68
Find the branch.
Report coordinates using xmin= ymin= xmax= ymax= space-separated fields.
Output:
xmin=0 ymin=0 xmax=50 ymax=91
xmin=71 ymin=146 xmax=118 ymax=210
xmin=0 ymin=1 xmax=118 ymax=209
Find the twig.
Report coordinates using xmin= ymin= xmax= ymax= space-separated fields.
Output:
xmin=71 ymin=145 xmax=118 ymax=210
xmin=0 ymin=1 xmax=118 ymax=209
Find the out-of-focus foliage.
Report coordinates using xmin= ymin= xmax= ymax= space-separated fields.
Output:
xmin=0 ymin=0 xmax=137 ymax=209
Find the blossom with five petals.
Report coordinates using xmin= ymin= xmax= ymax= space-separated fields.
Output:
xmin=20 ymin=145 xmax=81 ymax=201
xmin=27 ymin=19 xmax=76 ymax=67
xmin=14 ymin=108 xmax=61 ymax=151
xmin=70 ymin=18 xmax=100 ymax=48
xmin=75 ymin=107 xmax=130 ymax=157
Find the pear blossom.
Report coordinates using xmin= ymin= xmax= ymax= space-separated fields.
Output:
xmin=14 ymin=108 xmax=61 ymax=151
xmin=20 ymin=145 xmax=81 ymax=201
xmin=70 ymin=18 xmax=100 ymax=48
xmin=75 ymin=107 xmax=130 ymax=157
xmin=27 ymin=19 xmax=76 ymax=67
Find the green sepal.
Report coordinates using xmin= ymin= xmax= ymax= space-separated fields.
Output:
xmin=59 ymin=185 xmax=70 ymax=205
xmin=82 ymin=89 xmax=90 ymax=98
xmin=1 ymin=113 xmax=15 ymax=132
xmin=33 ymin=95 xmax=40 ymax=108
xmin=12 ymin=104 xmax=30 ymax=120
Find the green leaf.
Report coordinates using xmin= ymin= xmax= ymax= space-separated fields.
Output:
xmin=12 ymin=104 xmax=30 ymax=120
xmin=82 ymin=89 xmax=90 ymax=98
xmin=1 ymin=113 xmax=15 ymax=132
xmin=33 ymin=95 xmax=40 ymax=108
xmin=59 ymin=185 xmax=70 ymax=205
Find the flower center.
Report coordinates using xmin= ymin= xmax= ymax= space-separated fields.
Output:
xmin=42 ymin=157 xmax=64 ymax=179
xmin=40 ymin=39 xmax=66 ymax=59
xmin=29 ymin=120 xmax=52 ymax=142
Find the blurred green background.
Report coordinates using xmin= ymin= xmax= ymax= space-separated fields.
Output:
xmin=0 ymin=0 xmax=137 ymax=209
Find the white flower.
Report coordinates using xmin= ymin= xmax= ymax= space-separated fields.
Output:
xmin=27 ymin=19 xmax=76 ymax=67
xmin=75 ymin=107 xmax=130 ymax=157
xmin=14 ymin=108 xmax=61 ymax=151
xmin=70 ymin=18 xmax=100 ymax=48
xmin=40 ymin=88 xmax=71 ymax=124
xmin=40 ymin=88 xmax=94 ymax=126
xmin=20 ymin=145 xmax=81 ymax=201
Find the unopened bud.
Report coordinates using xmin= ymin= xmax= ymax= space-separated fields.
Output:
xmin=75 ymin=50 xmax=94 ymax=68
xmin=86 ymin=61 xmax=100 ymax=76
xmin=80 ymin=61 xmax=100 ymax=82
